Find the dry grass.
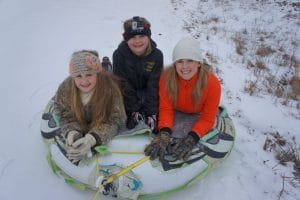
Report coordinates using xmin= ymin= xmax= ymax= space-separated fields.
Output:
xmin=174 ymin=0 xmax=300 ymax=113
xmin=244 ymin=59 xmax=268 ymax=96
xmin=244 ymin=80 xmax=258 ymax=96
xmin=275 ymin=86 xmax=285 ymax=98
xmin=264 ymin=132 xmax=300 ymax=199
xmin=263 ymin=132 xmax=300 ymax=181
xmin=291 ymin=55 xmax=300 ymax=69
xmin=205 ymin=52 xmax=218 ymax=64
xmin=244 ymin=46 xmax=300 ymax=104
xmin=233 ymin=22 xmax=299 ymax=108
xmin=232 ymin=35 xmax=246 ymax=56
xmin=255 ymin=59 xmax=267 ymax=70
xmin=256 ymin=45 xmax=275 ymax=57
xmin=290 ymin=76 xmax=300 ymax=96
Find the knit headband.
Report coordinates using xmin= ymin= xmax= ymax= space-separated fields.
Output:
xmin=69 ymin=51 xmax=102 ymax=77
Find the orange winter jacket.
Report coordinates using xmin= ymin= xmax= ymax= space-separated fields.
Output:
xmin=158 ymin=72 xmax=221 ymax=138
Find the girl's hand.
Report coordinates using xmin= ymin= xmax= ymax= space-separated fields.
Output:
xmin=67 ymin=134 xmax=96 ymax=162
xmin=66 ymin=130 xmax=82 ymax=146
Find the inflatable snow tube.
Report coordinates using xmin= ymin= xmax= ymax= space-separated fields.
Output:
xmin=41 ymin=99 xmax=235 ymax=199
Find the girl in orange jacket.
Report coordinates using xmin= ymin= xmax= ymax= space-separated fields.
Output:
xmin=145 ymin=37 xmax=221 ymax=161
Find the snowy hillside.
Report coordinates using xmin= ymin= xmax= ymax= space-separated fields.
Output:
xmin=0 ymin=0 xmax=299 ymax=200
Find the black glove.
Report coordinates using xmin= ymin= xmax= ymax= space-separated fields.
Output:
xmin=144 ymin=129 xmax=171 ymax=160
xmin=172 ymin=131 xmax=200 ymax=160
xmin=126 ymin=112 xmax=143 ymax=129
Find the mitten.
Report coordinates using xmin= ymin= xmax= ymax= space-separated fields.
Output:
xmin=67 ymin=134 xmax=96 ymax=162
xmin=66 ymin=130 xmax=82 ymax=146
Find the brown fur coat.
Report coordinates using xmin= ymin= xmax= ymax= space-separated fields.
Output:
xmin=53 ymin=77 xmax=126 ymax=145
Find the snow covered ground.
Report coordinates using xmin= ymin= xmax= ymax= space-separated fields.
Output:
xmin=0 ymin=0 xmax=299 ymax=199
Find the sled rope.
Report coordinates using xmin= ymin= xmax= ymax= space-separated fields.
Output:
xmin=110 ymin=150 xmax=143 ymax=154
xmin=102 ymin=156 xmax=150 ymax=186
xmin=95 ymin=154 xmax=100 ymax=172
xmin=91 ymin=156 xmax=149 ymax=200
xmin=94 ymin=145 xmax=143 ymax=155
xmin=91 ymin=185 xmax=103 ymax=200
xmin=91 ymin=154 xmax=102 ymax=200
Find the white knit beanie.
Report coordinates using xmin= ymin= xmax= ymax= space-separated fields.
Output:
xmin=172 ymin=37 xmax=204 ymax=63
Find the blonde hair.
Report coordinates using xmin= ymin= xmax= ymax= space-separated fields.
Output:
xmin=164 ymin=62 xmax=211 ymax=105
xmin=70 ymin=71 xmax=125 ymax=130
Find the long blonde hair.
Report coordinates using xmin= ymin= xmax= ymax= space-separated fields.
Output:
xmin=164 ymin=62 xmax=211 ymax=105
xmin=70 ymin=71 xmax=125 ymax=130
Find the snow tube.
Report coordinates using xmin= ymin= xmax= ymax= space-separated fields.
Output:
xmin=41 ymin=99 xmax=235 ymax=199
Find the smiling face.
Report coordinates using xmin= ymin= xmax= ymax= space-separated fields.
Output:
xmin=175 ymin=59 xmax=200 ymax=80
xmin=127 ymin=35 xmax=150 ymax=56
xmin=73 ymin=73 xmax=97 ymax=93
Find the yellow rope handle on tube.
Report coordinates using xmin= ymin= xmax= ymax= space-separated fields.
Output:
xmin=102 ymin=156 xmax=150 ymax=186
xmin=110 ymin=150 xmax=143 ymax=155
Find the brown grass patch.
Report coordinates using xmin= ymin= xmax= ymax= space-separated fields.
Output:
xmin=232 ymin=35 xmax=246 ymax=56
xmin=205 ymin=52 xmax=218 ymax=64
xmin=275 ymin=86 xmax=284 ymax=98
xmin=255 ymin=59 xmax=267 ymax=70
xmin=263 ymin=132 xmax=300 ymax=180
xmin=256 ymin=46 xmax=275 ymax=57
xmin=244 ymin=81 xmax=258 ymax=95
xmin=290 ymin=76 xmax=300 ymax=95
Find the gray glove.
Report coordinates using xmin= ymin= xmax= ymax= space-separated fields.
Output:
xmin=146 ymin=115 xmax=157 ymax=132
xmin=66 ymin=130 xmax=82 ymax=146
xmin=172 ymin=131 xmax=200 ymax=160
xmin=67 ymin=134 xmax=96 ymax=162
xmin=144 ymin=131 xmax=171 ymax=160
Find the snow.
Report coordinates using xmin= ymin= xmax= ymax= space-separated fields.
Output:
xmin=0 ymin=0 xmax=299 ymax=199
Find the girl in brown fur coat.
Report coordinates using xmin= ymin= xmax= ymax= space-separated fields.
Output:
xmin=54 ymin=50 xmax=126 ymax=163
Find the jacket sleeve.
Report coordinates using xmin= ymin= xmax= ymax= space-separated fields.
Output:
xmin=113 ymin=50 xmax=139 ymax=113
xmin=88 ymin=97 xmax=126 ymax=145
xmin=192 ymin=74 xmax=221 ymax=137
xmin=144 ymin=51 xmax=163 ymax=116
xmin=53 ymin=78 xmax=82 ymax=138
xmin=158 ymin=75 xmax=175 ymax=131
